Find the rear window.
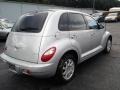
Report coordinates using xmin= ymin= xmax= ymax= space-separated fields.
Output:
xmin=58 ymin=13 xmax=69 ymax=31
xmin=69 ymin=13 xmax=86 ymax=30
xmin=12 ymin=12 xmax=48 ymax=33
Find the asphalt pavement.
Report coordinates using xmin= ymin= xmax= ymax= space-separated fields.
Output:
xmin=0 ymin=23 xmax=120 ymax=90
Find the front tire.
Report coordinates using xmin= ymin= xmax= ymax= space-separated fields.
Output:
xmin=104 ymin=37 xmax=112 ymax=53
xmin=56 ymin=53 xmax=76 ymax=83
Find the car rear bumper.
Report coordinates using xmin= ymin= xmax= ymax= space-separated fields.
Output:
xmin=0 ymin=53 xmax=56 ymax=77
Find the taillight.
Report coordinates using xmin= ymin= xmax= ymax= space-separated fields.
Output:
xmin=41 ymin=47 xmax=56 ymax=62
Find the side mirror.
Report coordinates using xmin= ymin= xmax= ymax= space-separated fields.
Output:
xmin=98 ymin=24 xmax=104 ymax=29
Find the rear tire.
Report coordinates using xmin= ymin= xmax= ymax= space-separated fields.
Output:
xmin=55 ymin=53 xmax=76 ymax=83
xmin=103 ymin=37 xmax=112 ymax=53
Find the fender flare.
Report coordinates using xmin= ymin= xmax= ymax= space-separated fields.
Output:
xmin=101 ymin=31 xmax=112 ymax=49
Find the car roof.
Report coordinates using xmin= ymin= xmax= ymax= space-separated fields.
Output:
xmin=49 ymin=9 xmax=89 ymax=15
xmin=24 ymin=9 xmax=89 ymax=16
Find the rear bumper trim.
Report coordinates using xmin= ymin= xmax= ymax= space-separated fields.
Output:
xmin=0 ymin=53 xmax=56 ymax=77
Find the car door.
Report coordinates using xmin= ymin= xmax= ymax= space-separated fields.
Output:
xmin=69 ymin=13 xmax=93 ymax=57
xmin=84 ymin=15 xmax=105 ymax=50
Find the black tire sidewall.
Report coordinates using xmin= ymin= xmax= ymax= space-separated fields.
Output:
xmin=56 ymin=53 xmax=76 ymax=83
xmin=104 ymin=38 xmax=112 ymax=53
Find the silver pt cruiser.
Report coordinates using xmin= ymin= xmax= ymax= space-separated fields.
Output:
xmin=0 ymin=10 xmax=112 ymax=82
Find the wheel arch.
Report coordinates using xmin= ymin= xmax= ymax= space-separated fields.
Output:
xmin=108 ymin=35 xmax=112 ymax=41
xmin=61 ymin=50 xmax=79 ymax=65
xmin=101 ymin=31 xmax=112 ymax=48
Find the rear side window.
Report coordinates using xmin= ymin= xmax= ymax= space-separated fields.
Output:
xmin=58 ymin=13 xmax=69 ymax=31
xmin=85 ymin=15 xmax=98 ymax=29
xmin=12 ymin=13 xmax=48 ymax=33
xmin=69 ymin=13 xmax=86 ymax=31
